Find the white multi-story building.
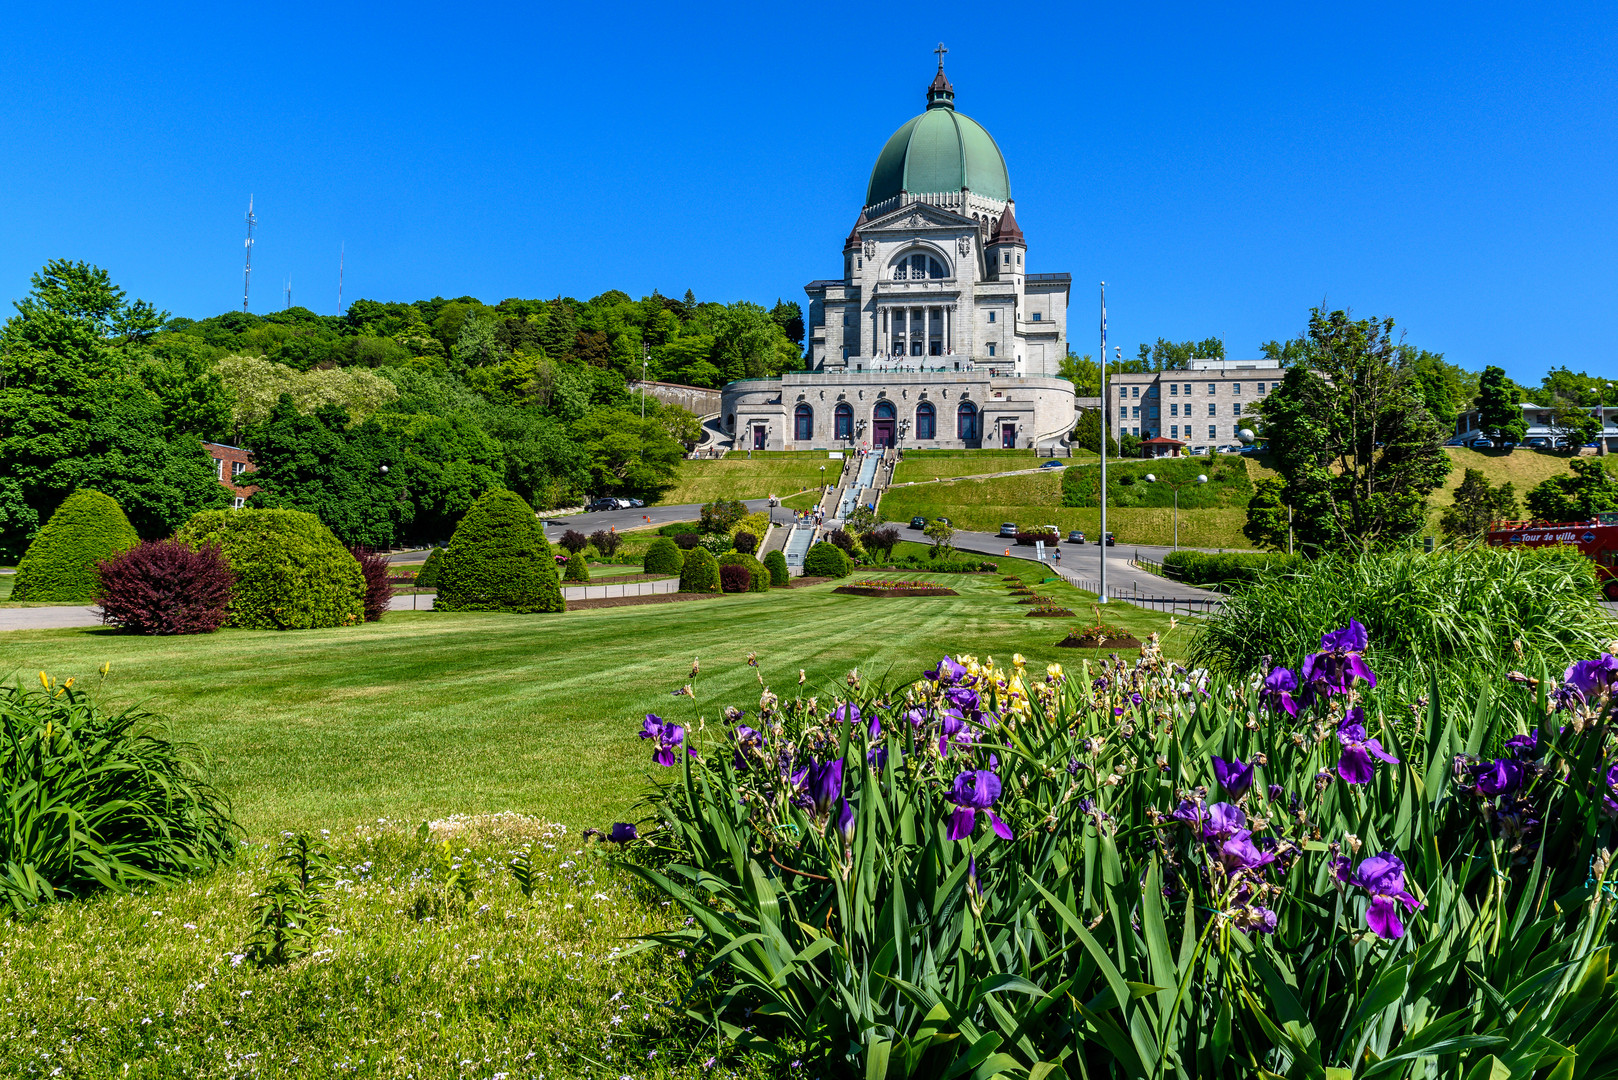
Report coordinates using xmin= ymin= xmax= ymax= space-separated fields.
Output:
xmin=1109 ymin=359 xmax=1284 ymax=451
xmin=719 ymin=57 xmax=1076 ymax=452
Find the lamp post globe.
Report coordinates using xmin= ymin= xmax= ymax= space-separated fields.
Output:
xmin=1238 ymin=428 xmax=1256 ymax=445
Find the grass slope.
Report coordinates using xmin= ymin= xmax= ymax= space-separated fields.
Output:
xmin=656 ymin=451 xmax=834 ymax=505
xmin=0 ymin=574 xmax=1179 ymax=839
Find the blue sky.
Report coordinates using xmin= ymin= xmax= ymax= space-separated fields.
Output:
xmin=1 ymin=2 xmax=1613 ymax=385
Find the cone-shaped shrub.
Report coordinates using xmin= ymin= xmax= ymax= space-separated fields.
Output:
xmin=12 ymin=490 xmax=140 ymax=602
xmin=175 ymin=509 xmax=366 ymax=629
xmin=679 ymin=546 xmax=721 ymax=593
xmin=763 ymin=548 xmax=790 ymax=586
xmin=435 ymin=490 xmax=563 ymax=613
xmin=719 ymin=552 xmax=771 ymax=592
xmin=416 ymin=547 xmax=446 ymax=588
xmin=564 ymin=550 xmax=590 ymax=582
xmin=803 ymin=541 xmax=852 ymax=578
xmin=643 ymin=537 xmax=684 ymax=576
xmin=350 ymin=547 xmax=391 ymax=622
xmin=95 ymin=540 xmax=234 ymax=635
xmin=719 ymin=563 xmax=751 ymax=593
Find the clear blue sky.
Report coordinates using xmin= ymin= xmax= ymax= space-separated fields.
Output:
xmin=2 ymin=2 xmax=1613 ymax=385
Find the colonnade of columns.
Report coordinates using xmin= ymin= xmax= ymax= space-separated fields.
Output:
xmin=874 ymin=304 xmax=954 ymax=357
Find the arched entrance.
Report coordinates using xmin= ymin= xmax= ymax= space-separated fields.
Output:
xmin=872 ymin=400 xmax=896 ymax=448
xmin=957 ymin=401 xmax=979 ymax=446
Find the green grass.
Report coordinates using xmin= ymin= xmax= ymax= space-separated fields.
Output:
xmin=892 ymin=449 xmax=1041 ymax=482
xmin=879 ymin=472 xmax=1254 ymax=548
xmin=656 ymin=451 xmax=837 ymax=505
xmin=582 ymin=561 xmax=655 ymax=578
xmin=0 ymin=575 xmax=1180 ymax=840
xmin=0 ymin=573 xmax=11 ymax=601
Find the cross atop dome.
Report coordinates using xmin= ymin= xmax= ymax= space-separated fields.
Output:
xmin=926 ymin=44 xmax=955 ymax=110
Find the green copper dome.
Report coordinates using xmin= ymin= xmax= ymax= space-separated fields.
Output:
xmin=865 ymin=68 xmax=1010 ymax=207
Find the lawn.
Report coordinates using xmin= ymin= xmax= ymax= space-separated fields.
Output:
xmin=892 ymin=448 xmax=1042 ymax=482
xmin=0 ymin=571 xmax=1180 ymax=840
xmin=0 ymin=573 xmax=11 ymax=601
xmin=880 ymin=470 xmax=1254 ymax=548
xmin=655 ymin=450 xmax=838 ymax=505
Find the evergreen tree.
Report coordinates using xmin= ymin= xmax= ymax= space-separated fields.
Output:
xmin=1242 ymin=478 xmax=1292 ymax=552
xmin=1477 ymin=366 xmax=1526 ymax=443
xmin=1439 ymin=469 xmax=1520 ymax=540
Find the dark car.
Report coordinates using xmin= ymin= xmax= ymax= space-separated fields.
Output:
xmin=998 ymin=522 xmax=1018 ymax=538
xmin=1097 ymin=532 xmax=1116 ymax=546
xmin=910 ymin=516 xmax=927 ymax=530
xmin=587 ymin=497 xmax=619 ymax=512
xmin=1039 ymin=459 xmax=1065 ymax=469
xmin=1067 ymin=530 xmax=1086 ymax=543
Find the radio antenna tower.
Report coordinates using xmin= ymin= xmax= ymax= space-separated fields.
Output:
xmin=285 ymin=276 xmax=292 ymax=310
xmin=242 ymin=196 xmax=256 ymax=312
xmin=338 ymin=243 xmax=344 ymax=315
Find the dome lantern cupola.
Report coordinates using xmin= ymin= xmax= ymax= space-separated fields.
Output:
xmin=926 ymin=43 xmax=955 ymax=110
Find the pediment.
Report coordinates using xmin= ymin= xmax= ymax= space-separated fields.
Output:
xmin=864 ymin=202 xmax=976 ymax=232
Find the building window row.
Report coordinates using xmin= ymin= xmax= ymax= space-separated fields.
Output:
xmin=793 ymin=400 xmax=979 ymax=442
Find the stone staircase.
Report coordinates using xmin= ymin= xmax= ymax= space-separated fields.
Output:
xmin=783 ymin=524 xmax=815 ymax=570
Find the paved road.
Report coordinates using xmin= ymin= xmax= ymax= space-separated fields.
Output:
xmin=542 ymin=498 xmax=774 ymax=537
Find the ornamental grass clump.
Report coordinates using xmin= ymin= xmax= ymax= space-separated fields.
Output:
xmin=0 ymin=675 xmax=238 ymax=911
xmin=622 ymin=626 xmax=1618 ymax=1077
xmin=95 ymin=539 xmax=234 ymax=634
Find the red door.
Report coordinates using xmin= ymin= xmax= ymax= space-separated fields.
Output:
xmin=1001 ymin=423 xmax=1016 ymax=449
xmin=753 ymin=426 xmax=766 ymax=450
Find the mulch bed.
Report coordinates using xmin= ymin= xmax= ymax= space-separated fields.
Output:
xmin=786 ymin=577 xmax=833 ymax=588
xmin=832 ymin=585 xmax=959 ymax=598
xmin=1057 ymin=631 xmax=1143 ymax=649
xmin=1025 ymin=608 xmax=1075 ymax=617
xmin=566 ymin=591 xmax=724 ymax=610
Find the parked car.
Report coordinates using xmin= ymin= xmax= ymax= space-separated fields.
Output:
xmin=586 ymin=497 xmax=619 ymax=512
xmin=934 ymin=517 xmax=951 ymax=527
xmin=627 ymin=498 xmax=645 ymax=508
xmin=1039 ymin=459 xmax=1065 ymax=469
xmin=1097 ymin=532 xmax=1116 ymax=546
xmin=909 ymin=516 xmax=927 ymax=530
xmin=1067 ymin=530 xmax=1086 ymax=544
xmin=1500 ymin=442 xmax=1517 ymax=451
xmin=1471 ymin=438 xmax=1495 ymax=448
xmin=1445 ymin=438 xmax=1467 ymax=447
xmin=998 ymin=522 xmax=1019 ymax=538
xmin=1040 ymin=524 xmax=1061 ymax=540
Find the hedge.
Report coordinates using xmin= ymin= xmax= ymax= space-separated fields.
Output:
xmin=718 ymin=552 xmax=771 ymax=593
xmin=416 ymin=547 xmax=446 ymax=588
xmin=1161 ymin=550 xmax=1304 ymax=591
xmin=174 ymin=508 xmax=365 ymax=629
xmin=679 ymin=547 xmax=721 ymax=593
xmin=763 ymin=548 xmax=790 ymax=587
xmin=563 ymin=551 xmax=590 ymax=582
xmin=435 ymin=489 xmax=564 ymax=613
xmin=643 ymin=537 xmax=685 ymax=576
xmin=803 ymin=541 xmax=852 ymax=578
xmin=11 ymin=490 xmax=140 ymax=603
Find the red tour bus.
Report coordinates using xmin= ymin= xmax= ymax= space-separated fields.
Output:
xmin=1485 ymin=511 xmax=1618 ymax=599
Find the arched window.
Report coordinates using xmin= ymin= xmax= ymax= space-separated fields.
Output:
xmin=874 ymin=400 xmax=896 ymax=420
xmin=834 ymin=402 xmax=853 ymax=440
xmin=891 ymin=251 xmax=948 ymax=280
xmin=916 ymin=401 xmax=936 ymax=440
xmin=957 ymin=401 xmax=979 ymax=441
xmin=794 ymin=403 xmax=813 ymax=441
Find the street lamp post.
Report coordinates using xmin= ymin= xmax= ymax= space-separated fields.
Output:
xmin=1099 ymin=282 xmax=1109 ymax=604
xmin=1144 ymin=472 xmax=1207 ymax=549
xmin=641 ymin=349 xmax=649 ymax=420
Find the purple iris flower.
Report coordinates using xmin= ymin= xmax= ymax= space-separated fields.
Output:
xmin=1217 ymin=830 xmax=1277 ymax=873
xmin=639 ymin=714 xmax=685 ymax=767
xmin=926 ymin=655 xmax=969 ymax=686
xmin=1212 ymin=756 xmax=1255 ymax=796
xmin=806 ymin=758 xmax=845 ymax=817
xmin=945 ymin=769 xmax=1014 ymax=841
xmin=1505 ymin=730 xmax=1540 ymax=758
xmin=1248 ymin=906 xmax=1279 ymax=934
xmin=939 ymin=708 xmax=966 ymax=756
xmin=1301 ymin=620 xmax=1378 ymax=696
xmin=1472 ymin=758 xmax=1525 ymax=796
xmin=1130 ymin=692 xmax=1143 ymax=706
xmin=1603 ymin=762 xmax=1618 ymax=815
xmin=1343 ymin=852 xmax=1423 ymax=939
xmin=1335 ymin=708 xmax=1399 ymax=784
xmin=1563 ymin=654 xmax=1618 ymax=702
xmin=608 ymin=823 xmax=638 ymax=843
xmin=835 ymin=799 xmax=855 ymax=843
xmin=732 ymin=725 xmax=765 ymax=770
xmin=786 ymin=764 xmax=813 ymax=810
xmin=1261 ymin=667 xmax=1300 ymax=716
xmin=1203 ymin=802 xmax=1247 ymax=841
xmin=1171 ymin=799 xmax=1207 ymax=833
xmin=904 ymin=707 xmax=929 ymax=727
xmin=945 ymin=686 xmax=980 ymax=713
xmin=867 ymin=744 xmax=890 ymax=770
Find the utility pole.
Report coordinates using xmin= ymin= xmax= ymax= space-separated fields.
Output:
xmin=242 ymin=196 xmax=256 ymax=312
xmin=338 ymin=243 xmax=344 ymax=316
xmin=285 ymin=277 xmax=291 ymax=311
xmin=1098 ymin=282 xmax=1109 ymax=604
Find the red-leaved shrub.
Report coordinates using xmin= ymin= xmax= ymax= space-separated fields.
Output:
xmin=96 ymin=540 xmax=234 ymax=635
xmin=350 ymin=547 xmax=391 ymax=622
xmin=719 ymin=563 xmax=751 ymax=593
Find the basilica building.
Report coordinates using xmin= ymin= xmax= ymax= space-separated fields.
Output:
xmin=719 ymin=55 xmax=1078 ymax=452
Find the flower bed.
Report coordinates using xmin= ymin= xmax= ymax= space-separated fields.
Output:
xmin=832 ymin=580 xmax=959 ymax=598
xmin=1023 ymin=604 xmax=1074 ymax=616
xmin=1056 ymin=621 xmax=1142 ymax=648
xmin=617 ymin=626 xmax=1618 ymax=1077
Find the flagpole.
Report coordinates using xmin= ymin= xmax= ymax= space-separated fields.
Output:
xmin=1098 ymin=282 xmax=1108 ymax=605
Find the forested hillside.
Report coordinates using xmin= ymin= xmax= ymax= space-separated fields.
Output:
xmin=0 ymin=261 xmax=805 ymax=558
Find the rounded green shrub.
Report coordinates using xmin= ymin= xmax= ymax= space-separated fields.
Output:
xmin=763 ymin=548 xmax=790 ymax=587
xmin=718 ymin=552 xmax=771 ymax=593
xmin=643 ymin=537 xmax=684 ymax=576
xmin=564 ymin=550 xmax=590 ymax=582
xmin=174 ymin=508 xmax=365 ymax=629
xmin=416 ymin=547 xmax=446 ymax=589
xmin=679 ymin=546 xmax=721 ymax=593
xmin=12 ymin=490 xmax=140 ymax=602
xmin=435 ymin=490 xmax=563 ymax=613
xmin=719 ymin=563 xmax=751 ymax=593
xmin=802 ymin=541 xmax=852 ymax=578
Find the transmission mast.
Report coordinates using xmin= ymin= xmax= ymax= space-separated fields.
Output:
xmin=338 ymin=243 xmax=344 ymax=315
xmin=242 ymin=195 xmax=256 ymax=312
xmin=285 ymin=276 xmax=292 ymax=310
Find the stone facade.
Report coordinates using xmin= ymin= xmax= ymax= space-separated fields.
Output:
xmin=1109 ymin=360 xmax=1283 ymax=451
xmin=720 ymin=57 xmax=1077 ymax=452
